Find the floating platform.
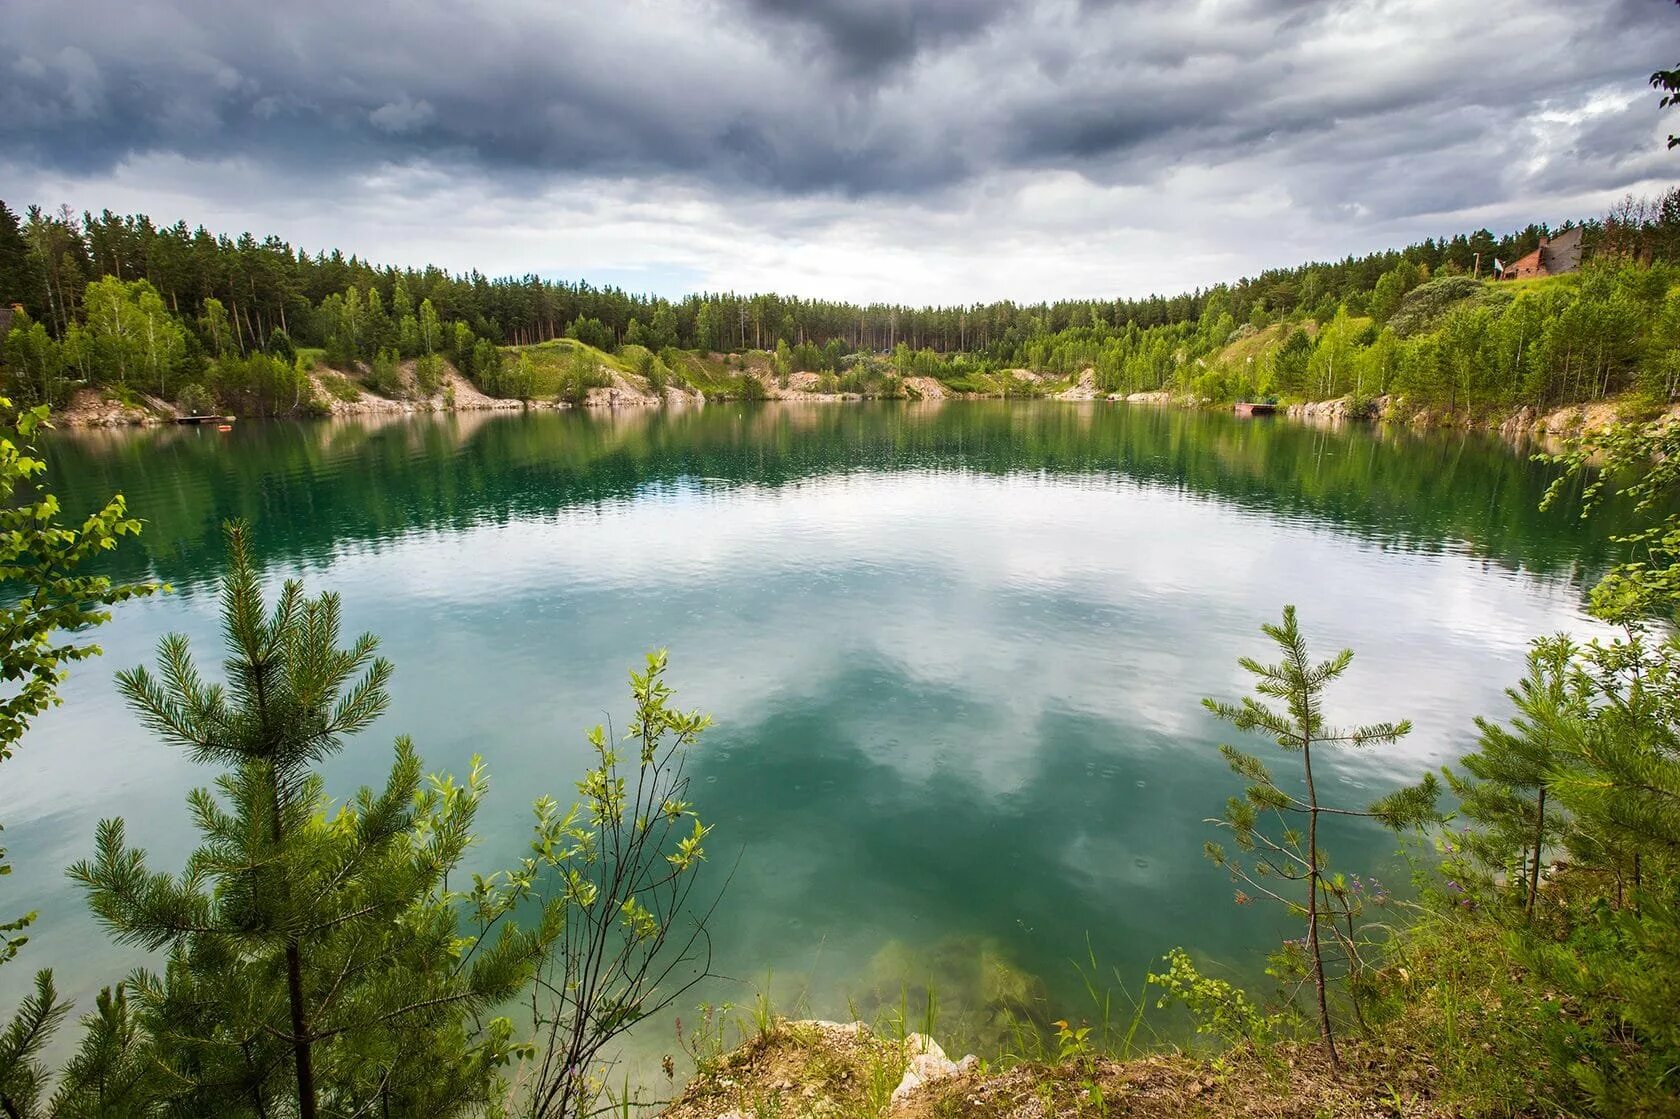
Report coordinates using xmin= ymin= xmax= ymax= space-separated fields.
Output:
xmin=175 ymin=415 xmax=235 ymax=425
xmin=1233 ymin=402 xmax=1277 ymax=417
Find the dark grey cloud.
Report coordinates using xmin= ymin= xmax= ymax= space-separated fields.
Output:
xmin=0 ymin=0 xmax=1676 ymax=307
xmin=743 ymin=0 xmax=1017 ymax=75
xmin=2 ymin=0 xmax=1672 ymax=204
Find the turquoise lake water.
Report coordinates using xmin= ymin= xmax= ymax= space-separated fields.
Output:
xmin=10 ymin=401 xmax=1629 ymax=1058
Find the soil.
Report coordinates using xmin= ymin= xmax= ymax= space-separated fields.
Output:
xmin=663 ymin=1020 xmax=1449 ymax=1119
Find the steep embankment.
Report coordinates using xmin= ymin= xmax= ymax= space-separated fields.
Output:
xmin=310 ymin=359 xmax=525 ymax=416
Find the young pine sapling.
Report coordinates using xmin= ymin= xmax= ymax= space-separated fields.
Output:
xmin=1203 ymin=606 xmax=1438 ymax=1069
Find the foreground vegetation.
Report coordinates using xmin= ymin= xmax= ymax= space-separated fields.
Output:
xmin=0 ymin=403 xmax=722 ymax=1116
xmin=4 ymin=189 xmax=1680 ymax=423
xmin=4 ymin=376 xmax=1680 ymax=1116
xmin=638 ymin=413 xmax=1680 ymax=1119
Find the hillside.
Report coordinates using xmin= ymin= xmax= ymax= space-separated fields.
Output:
xmin=7 ymin=192 xmax=1678 ymax=432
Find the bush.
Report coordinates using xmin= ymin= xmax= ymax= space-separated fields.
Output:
xmin=175 ymin=383 xmax=216 ymax=416
xmin=1387 ymin=276 xmax=1486 ymax=337
xmin=556 ymin=351 xmax=609 ymax=405
xmin=366 ymin=348 xmax=403 ymax=398
xmin=206 ymin=354 xmax=316 ymax=416
xmin=414 ymin=352 xmax=444 ymax=397
xmin=317 ymin=372 xmax=361 ymax=403
xmin=266 ymin=328 xmax=296 ymax=363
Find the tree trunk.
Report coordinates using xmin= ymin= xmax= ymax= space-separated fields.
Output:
xmin=286 ymin=943 xmax=319 ymax=1119
xmin=1301 ymin=738 xmax=1340 ymax=1070
xmin=254 ymin=662 xmax=318 ymax=1119
xmin=1526 ymin=785 xmax=1545 ymax=915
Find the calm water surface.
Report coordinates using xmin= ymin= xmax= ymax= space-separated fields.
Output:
xmin=11 ymin=402 xmax=1630 ymax=1056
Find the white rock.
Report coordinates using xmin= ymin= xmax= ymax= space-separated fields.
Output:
xmin=889 ymin=1037 xmax=975 ymax=1104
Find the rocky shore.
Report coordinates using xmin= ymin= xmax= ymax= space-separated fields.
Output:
xmin=47 ymin=358 xmax=1671 ymax=444
xmin=662 ymin=1018 xmax=1443 ymax=1119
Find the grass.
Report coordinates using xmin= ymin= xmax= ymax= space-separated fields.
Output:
xmin=315 ymin=370 xmax=362 ymax=403
xmin=506 ymin=338 xmax=631 ymax=397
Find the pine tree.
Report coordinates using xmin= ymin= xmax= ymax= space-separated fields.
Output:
xmin=1203 ymin=606 xmax=1438 ymax=1068
xmin=0 ymin=201 xmax=45 ymax=318
xmin=1449 ymin=635 xmax=1584 ymax=913
xmin=70 ymin=522 xmax=556 ymax=1117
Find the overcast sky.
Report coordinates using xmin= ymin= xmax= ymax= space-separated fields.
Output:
xmin=2 ymin=0 xmax=1676 ymax=304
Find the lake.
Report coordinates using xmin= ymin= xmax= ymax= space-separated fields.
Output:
xmin=10 ymin=401 xmax=1628 ymax=1060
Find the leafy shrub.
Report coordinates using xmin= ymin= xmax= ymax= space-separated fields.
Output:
xmin=175 ymin=382 xmax=216 ymax=415
xmin=413 ymin=352 xmax=444 ymax=397
xmin=317 ymin=371 xmax=361 ymax=403
xmin=366 ymin=348 xmax=403 ymax=398
xmin=1148 ymin=949 xmax=1282 ymax=1055
xmin=206 ymin=354 xmax=316 ymax=416
xmin=266 ymin=328 xmax=296 ymax=363
xmin=1387 ymin=276 xmax=1486 ymax=337
xmin=555 ymin=351 xmax=609 ymax=405
xmin=734 ymin=372 xmax=768 ymax=401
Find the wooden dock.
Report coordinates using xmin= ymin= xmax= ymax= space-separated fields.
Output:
xmin=1233 ymin=402 xmax=1277 ymax=417
xmin=175 ymin=415 xmax=234 ymax=426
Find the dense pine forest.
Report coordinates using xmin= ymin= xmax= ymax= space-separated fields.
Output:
xmin=4 ymin=190 xmax=1680 ymax=420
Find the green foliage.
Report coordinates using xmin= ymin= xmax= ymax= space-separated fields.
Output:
xmin=520 ymin=650 xmax=717 ymax=1118
xmin=8 ymin=192 xmax=1680 ymax=420
xmin=2 ymin=310 xmax=68 ymax=408
xmin=69 ymin=523 xmax=556 ymax=1116
xmin=0 ymin=401 xmax=154 ymax=790
xmin=205 ymin=353 xmax=316 ymax=417
xmin=77 ymin=277 xmax=190 ymax=399
xmin=1448 ymin=636 xmax=1583 ymax=911
xmin=1147 ymin=949 xmax=1279 ymax=1056
xmin=0 ymin=402 xmax=153 ymax=1116
xmin=1385 ymin=275 xmax=1486 ymax=337
xmin=554 ymin=348 xmax=609 ymax=405
xmin=266 ymin=327 xmax=295 ymax=364
xmin=1352 ymin=412 xmax=1680 ymax=1116
xmin=733 ymin=370 xmax=769 ymax=401
xmin=366 ymin=346 xmax=402 ymax=397
xmin=1203 ymin=606 xmax=1436 ymax=1066
xmin=174 ymin=382 xmax=215 ymax=416
xmin=413 ymin=351 xmax=445 ymax=397
xmin=316 ymin=370 xmax=361 ymax=404
xmin=0 ymin=970 xmax=72 ymax=1115
xmin=566 ymin=315 xmax=615 ymax=352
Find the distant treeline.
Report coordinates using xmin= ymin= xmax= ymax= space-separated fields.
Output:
xmin=2 ymin=188 xmax=1679 ymax=415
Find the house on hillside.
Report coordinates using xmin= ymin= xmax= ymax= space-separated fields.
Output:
xmin=1497 ymin=226 xmax=1584 ymax=280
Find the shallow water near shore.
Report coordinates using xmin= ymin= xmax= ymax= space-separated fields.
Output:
xmin=11 ymin=401 xmax=1635 ymax=1064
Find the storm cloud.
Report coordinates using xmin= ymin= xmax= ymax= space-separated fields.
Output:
xmin=1 ymin=0 xmax=1675 ymax=302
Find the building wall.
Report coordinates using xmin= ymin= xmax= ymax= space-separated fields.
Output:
xmin=1503 ymin=247 xmax=1546 ymax=279
xmin=1541 ymin=226 xmax=1584 ymax=275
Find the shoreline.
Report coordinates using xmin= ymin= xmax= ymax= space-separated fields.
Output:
xmin=46 ymin=358 xmax=1668 ymax=444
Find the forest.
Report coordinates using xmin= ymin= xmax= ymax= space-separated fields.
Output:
xmin=4 ymin=189 xmax=1680 ymax=420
